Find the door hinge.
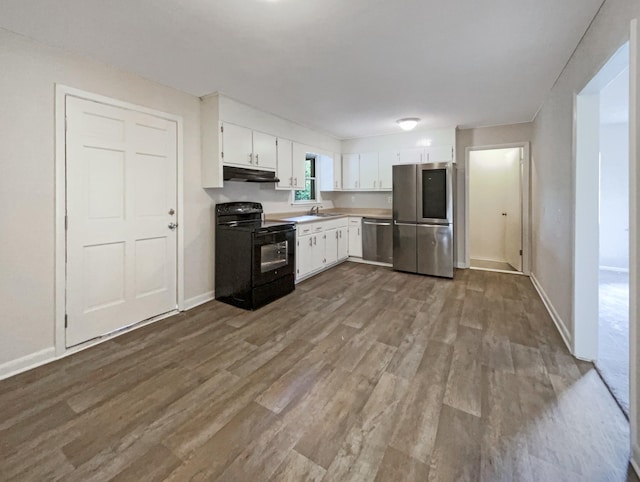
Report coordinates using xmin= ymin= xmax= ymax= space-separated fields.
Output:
xmin=65 ymin=215 xmax=68 ymax=230
xmin=220 ymin=125 xmax=224 ymax=133
xmin=276 ymin=139 xmax=278 ymax=146
xmin=221 ymin=151 xmax=224 ymax=159
xmin=520 ymin=249 xmax=523 ymax=256
xmin=64 ymin=314 xmax=68 ymax=327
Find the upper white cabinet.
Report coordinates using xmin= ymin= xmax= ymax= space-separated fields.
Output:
xmin=276 ymin=138 xmax=294 ymax=190
xmin=221 ymin=123 xmax=277 ymax=170
xmin=359 ymin=152 xmax=379 ymax=190
xmin=291 ymin=143 xmax=308 ymax=189
xmin=221 ymin=123 xmax=253 ymax=167
xmin=343 ymin=154 xmax=360 ymax=190
xmin=342 ymin=152 xmax=392 ymax=191
xmin=425 ymin=145 xmax=454 ymax=163
xmin=276 ymin=139 xmax=306 ymax=190
xmin=377 ymin=151 xmax=395 ymax=190
xmin=253 ymin=131 xmax=277 ymax=170
xmin=319 ymin=153 xmax=342 ymax=191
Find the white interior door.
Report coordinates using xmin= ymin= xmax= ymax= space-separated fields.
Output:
xmin=65 ymin=96 xmax=178 ymax=346
xmin=504 ymin=149 xmax=523 ymax=270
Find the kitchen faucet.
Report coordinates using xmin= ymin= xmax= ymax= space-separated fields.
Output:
xmin=308 ymin=205 xmax=320 ymax=215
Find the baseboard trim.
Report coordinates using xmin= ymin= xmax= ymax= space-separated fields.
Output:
xmin=530 ymin=272 xmax=574 ymax=356
xmin=0 ymin=347 xmax=56 ymax=381
xmin=183 ymin=291 xmax=215 ymax=311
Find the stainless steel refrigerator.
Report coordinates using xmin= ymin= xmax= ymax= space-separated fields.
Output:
xmin=392 ymin=162 xmax=454 ymax=278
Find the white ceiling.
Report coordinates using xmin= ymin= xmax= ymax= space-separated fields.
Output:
xmin=0 ymin=0 xmax=604 ymax=139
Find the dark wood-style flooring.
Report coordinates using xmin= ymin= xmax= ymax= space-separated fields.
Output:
xmin=0 ymin=263 xmax=636 ymax=481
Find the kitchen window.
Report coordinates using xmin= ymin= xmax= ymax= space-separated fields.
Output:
xmin=294 ymin=155 xmax=317 ymax=202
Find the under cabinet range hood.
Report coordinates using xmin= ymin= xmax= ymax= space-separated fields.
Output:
xmin=223 ymin=166 xmax=280 ymax=183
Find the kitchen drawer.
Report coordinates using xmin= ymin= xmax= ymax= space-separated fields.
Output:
xmin=296 ymin=222 xmax=323 ymax=236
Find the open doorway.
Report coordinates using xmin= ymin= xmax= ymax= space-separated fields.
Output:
xmin=574 ymin=42 xmax=630 ymax=415
xmin=467 ymin=147 xmax=524 ymax=273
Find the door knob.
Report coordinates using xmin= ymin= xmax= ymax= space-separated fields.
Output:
xmin=168 ymin=222 xmax=178 ymax=230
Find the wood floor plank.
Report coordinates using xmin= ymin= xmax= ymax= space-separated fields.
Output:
xmin=322 ymin=372 xmax=409 ymax=481
xmin=389 ymin=340 xmax=453 ymax=464
xmin=374 ymin=445 xmax=430 ymax=482
xmin=269 ymin=450 xmax=326 ymax=482
xmin=427 ymin=404 xmax=482 ymax=482
xmin=443 ymin=325 xmax=483 ymax=417
xmin=0 ymin=263 xmax=633 ymax=481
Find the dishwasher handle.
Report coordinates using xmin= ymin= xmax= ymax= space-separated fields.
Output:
xmin=363 ymin=220 xmax=391 ymax=226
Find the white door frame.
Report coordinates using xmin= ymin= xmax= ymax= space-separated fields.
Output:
xmin=54 ymin=85 xmax=185 ymax=357
xmin=463 ymin=142 xmax=531 ymax=274
xmin=629 ymin=18 xmax=639 ymax=477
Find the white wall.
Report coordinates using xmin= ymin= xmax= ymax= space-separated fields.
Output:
xmin=0 ymin=29 xmax=212 ymax=368
xmin=600 ymin=122 xmax=630 ymax=270
xmin=531 ymin=0 xmax=640 ymax=341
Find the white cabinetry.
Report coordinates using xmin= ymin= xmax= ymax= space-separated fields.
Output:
xmin=253 ymin=131 xmax=277 ymax=170
xmin=296 ymin=218 xmax=349 ymax=282
xmin=348 ymin=217 xmax=363 ymax=257
xmin=319 ymin=153 xmax=342 ymax=191
xmin=377 ymin=151 xmax=395 ymax=190
xmin=343 ymin=153 xmax=392 ymax=191
xmin=325 ymin=228 xmax=338 ymax=265
xmin=276 ymin=138 xmax=293 ymax=190
xmin=221 ymin=123 xmax=253 ymax=167
xmin=342 ymin=154 xmax=360 ymax=190
xmin=337 ymin=226 xmax=348 ymax=260
xmin=221 ymin=123 xmax=278 ymax=170
xmin=359 ymin=152 xmax=379 ymax=190
xmin=278 ymin=141 xmax=306 ymax=190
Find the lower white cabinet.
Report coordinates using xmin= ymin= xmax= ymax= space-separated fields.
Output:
xmin=348 ymin=217 xmax=363 ymax=257
xmin=296 ymin=218 xmax=349 ymax=282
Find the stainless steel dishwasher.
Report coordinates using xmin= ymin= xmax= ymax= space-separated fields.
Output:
xmin=362 ymin=218 xmax=393 ymax=264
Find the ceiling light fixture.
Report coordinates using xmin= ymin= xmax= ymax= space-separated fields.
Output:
xmin=397 ymin=118 xmax=420 ymax=131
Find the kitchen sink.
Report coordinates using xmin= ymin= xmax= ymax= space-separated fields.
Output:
xmin=312 ymin=213 xmax=344 ymax=217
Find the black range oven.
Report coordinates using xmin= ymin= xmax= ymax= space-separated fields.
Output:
xmin=215 ymin=202 xmax=295 ymax=310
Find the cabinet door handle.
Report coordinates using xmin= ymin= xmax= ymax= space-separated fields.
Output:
xmin=336 ymin=231 xmax=338 ymax=239
xmin=294 ymin=177 xmax=297 ymax=186
xmin=339 ymin=231 xmax=342 ymax=238
xmin=255 ymin=154 xmax=259 ymax=165
xmin=309 ymin=238 xmax=312 ymax=246
xmin=249 ymin=153 xmax=253 ymax=164
xmin=289 ymin=177 xmax=293 ymax=186
xmin=313 ymin=236 xmax=317 ymax=245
